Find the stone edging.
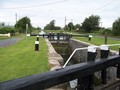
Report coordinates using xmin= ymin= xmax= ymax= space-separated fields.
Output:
xmin=45 ymin=38 xmax=66 ymax=90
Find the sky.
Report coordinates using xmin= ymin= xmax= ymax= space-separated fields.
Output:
xmin=0 ymin=0 xmax=120 ymax=29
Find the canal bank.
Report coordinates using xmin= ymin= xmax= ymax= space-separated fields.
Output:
xmin=45 ymin=39 xmax=67 ymax=90
xmin=45 ymin=38 xmax=119 ymax=90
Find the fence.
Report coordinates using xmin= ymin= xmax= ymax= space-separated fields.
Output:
xmin=0 ymin=33 xmax=10 ymax=37
xmin=0 ymin=44 xmax=120 ymax=90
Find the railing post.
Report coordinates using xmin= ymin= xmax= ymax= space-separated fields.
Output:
xmin=100 ymin=45 xmax=109 ymax=84
xmin=66 ymin=33 xmax=68 ymax=41
xmin=57 ymin=33 xmax=59 ymax=41
xmin=117 ymin=48 xmax=120 ymax=90
xmin=57 ymin=33 xmax=59 ymax=44
xmin=67 ymin=33 xmax=70 ymax=41
xmin=117 ymin=48 xmax=120 ymax=78
xmin=53 ymin=32 xmax=54 ymax=40
xmin=87 ymin=46 xmax=96 ymax=61
xmin=65 ymin=33 xmax=67 ymax=41
xmin=77 ymin=78 xmax=87 ymax=90
xmin=51 ymin=32 xmax=53 ymax=40
xmin=36 ymin=35 xmax=39 ymax=41
xmin=87 ymin=46 xmax=96 ymax=90
xmin=77 ymin=46 xmax=96 ymax=90
xmin=68 ymin=34 xmax=71 ymax=40
xmin=52 ymin=32 xmax=54 ymax=40
xmin=50 ymin=32 xmax=52 ymax=40
xmin=63 ymin=33 xmax=65 ymax=40
xmin=47 ymin=33 xmax=49 ymax=38
xmin=71 ymin=33 xmax=72 ymax=38
xmin=35 ymin=41 xmax=39 ymax=51
xmin=43 ymin=34 xmax=44 ymax=38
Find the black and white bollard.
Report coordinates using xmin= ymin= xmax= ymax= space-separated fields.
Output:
xmin=77 ymin=46 xmax=96 ymax=90
xmin=36 ymin=35 xmax=39 ymax=41
xmin=35 ymin=41 xmax=39 ymax=51
xmin=87 ymin=46 xmax=96 ymax=90
xmin=100 ymin=45 xmax=109 ymax=84
xmin=88 ymin=35 xmax=92 ymax=41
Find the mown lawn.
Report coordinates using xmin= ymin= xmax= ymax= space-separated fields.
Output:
xmin=0 ymin=36 xmax=48 ymax=82
xmin=74 ymin=37 xmax=120 ymax=51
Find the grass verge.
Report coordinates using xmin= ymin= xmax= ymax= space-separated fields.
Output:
xmin=0 ymin=37 xmax=10 ymax=40
xmin=0 ymin=36 xmax=48 ymax=82
xmin=74 ymin=37 xmax=120 ymax=51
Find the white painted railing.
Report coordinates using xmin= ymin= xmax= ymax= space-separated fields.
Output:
xmin=0 ymin=33 xmax=10 ymax=37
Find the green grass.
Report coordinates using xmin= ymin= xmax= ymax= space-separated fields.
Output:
xmin=44 ymin=30 xmax=64 ymax=33
xmin=74 ymin=37 xmax=120 ymax=51
xmin=0 ymin=37 xmax=10 ymax=40
xmin=0 ymin=36 xmax=48 ymax=82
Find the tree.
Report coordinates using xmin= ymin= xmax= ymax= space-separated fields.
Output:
xmin=112 ymin=18 xmax=120 ymax=36
xmin=0 ymin=27 xmax=16 ymax=36
xmin=74 ymin=24 xmax=81 ymax=31
xmin=44 ymin=24 xmax=50 ymax=30
xmin=44 ymin=20 xmax=55 ymax=30
xmin=15 ymin=16 xmax=32 ymax=33
xmin=49 ymin=20 xmax=55 ymax=30
xmin=44 ymin=20 xmax=61 ymax=30
xmin=0 ymin=22 xmax=5 ymax=27
xmin=54 ymin=26 xmax=61 ymax=30
xmin=64 ymin=25 xmax=69 ymax=31
xmin=68 ymin=22 xmax=74 ymax=31
xmin=82 ymin=15 xmax=100 ymax=32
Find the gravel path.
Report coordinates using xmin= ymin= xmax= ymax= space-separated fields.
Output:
xmin=0 ymin=38 xmax=21 ymax=47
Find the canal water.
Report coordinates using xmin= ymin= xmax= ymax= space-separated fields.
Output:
xmin=52 ymin=43 xmax=79 ymax=67
xmin=52 ymin=43 xmax=79 ymax=90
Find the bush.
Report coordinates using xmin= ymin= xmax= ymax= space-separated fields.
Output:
xmin=98 ymin=29 xmax=112 ymax=35
xmin=112 ymin=18 xmax=120 ymax=36
xmin=0 ymin=27 xmax=17 ymax=36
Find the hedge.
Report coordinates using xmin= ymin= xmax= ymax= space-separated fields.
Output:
xmin=0 ymin=27 xmax=17 ymax=36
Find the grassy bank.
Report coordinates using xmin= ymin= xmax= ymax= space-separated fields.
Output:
xmin=74 ymin=37 xmax=120 ymax=51
xmin=0 ymin=36 xmax=48 ymax=82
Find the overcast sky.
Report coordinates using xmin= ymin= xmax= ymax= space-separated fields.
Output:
xmin=0 ymin=0 xmax=120 ymax=29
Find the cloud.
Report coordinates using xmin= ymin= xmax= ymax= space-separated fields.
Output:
xmin=0 ymin=0 xmax=120 ymax=28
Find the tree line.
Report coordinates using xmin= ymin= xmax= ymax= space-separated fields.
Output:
xmin=43 ymin=15 xmax=120 ymax=36
xmin=0 ymin=17 xmax=33 ymax=36
xmin=44 ymin=20 xmax=61 ymax=30
xmin=0 ymin=15 xmax=120 ymax=36
xmin=44 ymin=15 xmax=100 ymax=33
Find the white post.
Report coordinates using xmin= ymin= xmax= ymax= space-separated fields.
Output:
xmin=8 ymin=33 xmax=10 ymax=37
xmin=26 ymin=24 xmax=28 ymax=46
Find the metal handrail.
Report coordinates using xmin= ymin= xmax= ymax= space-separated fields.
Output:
xmin=63 ymin=44 xmax=120 ymax=68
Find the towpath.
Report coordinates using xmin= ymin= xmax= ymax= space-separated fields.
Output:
xmin=0 ymin=38 xmax=21 ymax=47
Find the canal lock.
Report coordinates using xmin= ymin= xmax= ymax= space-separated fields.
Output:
xmin=52 ymin=43 xmax=78 ymax=66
